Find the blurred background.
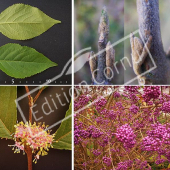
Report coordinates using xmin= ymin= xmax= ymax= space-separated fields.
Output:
xmin=74 ymin=0 xmax=124 ymax=85
xmin=124 ymin=0 xmax=170 ymax=84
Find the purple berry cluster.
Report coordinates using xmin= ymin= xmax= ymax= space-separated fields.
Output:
xmin=116 ymin=160 xmax=133 ymax=170
xmin=74 ymin=122 xmax=104 ymax=145
xmin=98 ymin=136 xmax=109 ymax=147
xmin=94 ymin=97 xmax=107 ymax=111
xmin=92 ymin=149 xmax=101 ymax=156
xmin=108 ymin=110 xmax=117 ymax=119
xmin=124 ymin=86 xmax=139 ymax=93
xmin=74 ymin=119 xmax=83 ymax=145
xmin=124 ymin=87 xmax=140 ymax=103
xmin=147 ymin=101 xmax=153 ymax=105
xmin=114 ymin=91 xmax=121 ymax=98
xmin=129 ymin=104 xmax=139 ymax=114
xmin=143 ymin=86 xmax=160 ymax=102
xmin=155 ymin=158 xmax=166 ymax=165
xmin=89 ymin=126 xmax=103 ymax=138
xmin=161 ymin=101 xmax=170 ymax=113
xmin=142 ymin=123 xmax=170 ymax=151
xmin=135 ymin=159 xmax=151 ymax=170
xmin=115 ymin=124 xmax=136 ymax=149
xmin=74 ymin=95 xmax=91 ymax=110
xmin=100 ymin=109 xmax=116 ymax=119
xmin=102 ymin=156 xmax=112 ymax=167
xmin=141 ymin=123 xmax=170 ymax=161
xmin=115 ymin=102 xmax=124 ymax=109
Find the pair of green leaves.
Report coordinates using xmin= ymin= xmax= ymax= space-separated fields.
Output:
xmin=0 ymin=86 xmax=72 ymax=150
xmin=0 ymin=4 xmax=60 ymax=78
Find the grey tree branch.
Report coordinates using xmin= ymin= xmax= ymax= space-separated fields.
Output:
xmin=89 ymin=7 xmax=115 ymax=85
xmin=130 ymin=0 xmax=170 ymax=85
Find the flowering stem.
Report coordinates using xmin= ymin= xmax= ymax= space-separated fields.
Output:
xmin=24 ymin=86 xmax=45 ymax=170
xmin=25 ymin=146 xmax=32 ymax=170
xmin=24 ymin=86 xmax=33 ymax=170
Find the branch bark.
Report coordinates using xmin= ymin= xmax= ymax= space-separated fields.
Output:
xmin=130 ymin=0 xmax=170 ymax=85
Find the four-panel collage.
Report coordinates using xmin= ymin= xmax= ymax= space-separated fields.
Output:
xmin=0 ymin=0 xmax=170 ymax=170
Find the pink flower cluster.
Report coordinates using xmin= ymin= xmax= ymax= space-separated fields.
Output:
xmin=9 ymin=121 xmax=54 ymax=163
xmin=115 ymin=124 xmax=136 ymax=149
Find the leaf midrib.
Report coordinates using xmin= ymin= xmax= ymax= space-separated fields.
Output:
xmin=0 ymin=59 xmax=54 ymax=64
xmin=55 ymin=131 xmax=71 ymax=142
xmin=0 ymin=118 xmax=11 ymax=135
xmin=0 ymin=21 xmax=61 ymax=24
xmin=55 ymin=140 xmax=71 ymax=145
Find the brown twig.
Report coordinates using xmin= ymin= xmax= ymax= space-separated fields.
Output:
xmin=25 ymin=145 xmax=32 ymax=170
xmin=24 ymin=86 xmax=45 ymax=170
xmin=33 ymin=87 xmax=45 ymax=103
xmin=25 ymin=86 xmax=33 ymax=123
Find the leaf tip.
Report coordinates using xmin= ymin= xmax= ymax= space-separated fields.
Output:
xmin=53 ymin=62 xmax=58 ymax=67
xmin=54 ymin=20 xmax=61 ymax=24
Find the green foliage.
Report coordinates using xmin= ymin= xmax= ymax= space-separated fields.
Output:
xmin=0 ymin=86 xmax=17 ymax=139
xmin=53 ymin=101 xmax=72 ymax=150
xmin=150 ymin=161 xmax=169 ymax=169
xmin=0 ymin=43 xmax=57 ymax=78
xmin=0 ymin=4 xmax=61 ymax=40
xmin=76 ymin=5 xmax=97 ymax=51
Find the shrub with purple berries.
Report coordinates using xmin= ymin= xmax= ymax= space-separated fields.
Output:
xmin=74 ymin=86 xmax=170 ymax=169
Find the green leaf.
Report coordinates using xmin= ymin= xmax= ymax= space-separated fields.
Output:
xmin=0 ymin=4 xmax=61 ymax=40
xmin=53 ymin=102 xmax=72 ymax=150
xmin=0 ymin=86 xmax=17 ymax=139
xmin=0 ymin=43 xmax=57 ymax=78
xmin=86 ymin=148 xmax=91 ymax=157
